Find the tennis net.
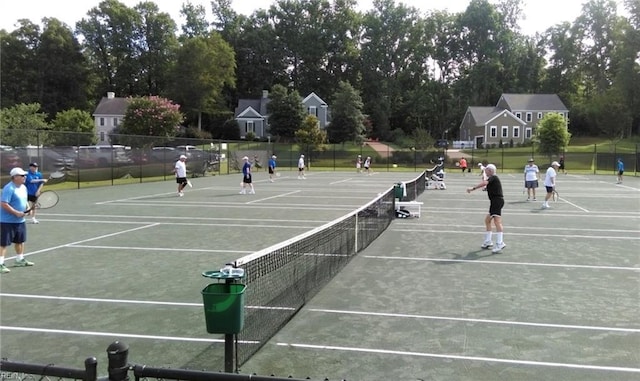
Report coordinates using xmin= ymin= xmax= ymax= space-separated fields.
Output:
xmin=231 ymin=170 xmax=428 ymax=365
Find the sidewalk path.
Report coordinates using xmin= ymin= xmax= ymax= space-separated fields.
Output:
xmin=365 ymin=141 xmax=394 ymax=158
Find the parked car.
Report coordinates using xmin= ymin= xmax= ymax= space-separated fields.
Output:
xmin=150 ymin=147 xmax=177 ymax=162
xmin=13 ymin=146 xmax=76 ymax=171
xmin=0 ymin=145 xmax=22 ymax=172
xmin=77 ymin=145 xmax=133 ymax=166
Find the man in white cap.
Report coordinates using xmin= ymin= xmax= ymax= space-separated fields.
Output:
xmin=268 ymin=155 xmax=277 ymax=182
xmin=542 ymin=161 xmax=560 ymax=209
xmin=174 ymin=155 xmax=188 ymax=197
xmin=0 ymin=167 xmax=34 ymax=273
xmin=356 ymin=154 xmax=362 ymax=173
xmin=297 ymin=154 xmax=306 ymax=179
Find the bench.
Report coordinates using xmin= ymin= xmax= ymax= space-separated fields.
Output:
xmin=396 ymin=200 xmax=423 ymax=218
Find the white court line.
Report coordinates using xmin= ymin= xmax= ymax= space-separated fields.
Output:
xmin=406 ymin=223 xmax=638 ymax=234
xmin=309 ymin=308 xmax=640 ymax=333
xmin=246 ymin=190 xmax=300 ymax=204
xmin=330 ymin=178 xmax=353 ymax=185
xmin=19 ymin=224 xmax=159 ymax=259
xmin=366 ymin=255 xmax=640 ymax=271
xmin=557 ymin=197 xmax=590 ymax=212
xmin=44 ymin=213 xmax=330 ymax=224
xmin=275 ymin=343 xmax=640 ymax=373
xmin=68 ymin=245 xmax=253 ymax=254
xmin=389 ymin=228 xmax=640 ymax=240
xmin=0 ymin=326 xmax=261 ymax=344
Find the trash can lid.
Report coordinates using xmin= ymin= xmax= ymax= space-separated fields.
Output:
xmin=202 ymin=270 xmax=245 ymax=279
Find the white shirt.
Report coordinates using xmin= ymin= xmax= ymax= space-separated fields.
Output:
xmin=174 ymin=160 xmax=187 ymax=177
xmin=544 ymin=167 xmax=557 ymax=187
xmin=298 ymin=157 xmax=305 ymax=169
xmin=524 ymin=164 xmax=539 ymax=181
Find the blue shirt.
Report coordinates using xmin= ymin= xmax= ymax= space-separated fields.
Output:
xmin=617 ymin=161 xmax=624 ymax=171
xmin=1 ymin=181 xmax=28 ymax=223
xmin=268 ymin=158 xmax=276 ymax=169
xmin=25 ymin=170 xmax=44 ymax=196
xmin=242 ymin=161 xmax=251 ymax=176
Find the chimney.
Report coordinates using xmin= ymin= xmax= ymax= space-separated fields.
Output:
xmin=262 ymin=90 xmax=268 ymax=98
xmin=107 ymin=92 xmax=115 ymax=99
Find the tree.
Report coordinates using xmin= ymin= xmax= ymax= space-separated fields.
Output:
xmin=0 ymin=103 xmax=50 ymax=147
xmin=295 ymin=115 xmax=327 ymax=151
xmin=327 ymin=81 xmax=365 ymax=143
xmin=167 ymin=33 xmax=235 ymax=130
xmin=0 ymin=21 xmax=42 ymax=109
xmin=50 ymin=109 xmax=96 ymax=146
xmin=534 ymin=113 xmax=572 ymax=159
xmin=266 ymin=84 xmax=305 ymax=140
xmin=117 ymin=96 xmax=183 ymax=147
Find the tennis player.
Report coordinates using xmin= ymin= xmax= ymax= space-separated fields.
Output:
xmin=466 ymin=164 xmax=506 ymax=253
xmin=1 ymin=167 xmax=35 ymax=273
xmin=25 ymin=162 xmax=48 ymax=224
xmin=240 ymin=156 xmax=255 ymax=194
xmin=268 ymin=155 xmax=277 ymax=182
xmin=542 ymin=161 xmax=559 ymax=209
xmin=297 ymin=154 xmax=306 ymax=179
xmin=174 ymin=155 xmax=188 ymax=197
xmin=523 ymin=158 xmax=539 ymax=201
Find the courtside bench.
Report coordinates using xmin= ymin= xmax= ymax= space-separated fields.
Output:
xmin=395 ymin=200 xmax=423 ymax=218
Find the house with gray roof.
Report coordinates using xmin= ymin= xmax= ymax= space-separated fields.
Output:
xmin=234 ymin=90 xmax=330 ymax=139
xmin=92 ymin=92 xmax=129 ymax=144
xmin=459 ymin=93 xmax=568 ymax=148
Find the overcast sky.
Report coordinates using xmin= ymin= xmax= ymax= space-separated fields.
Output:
xmin=0 ymin=0 xmax=628 ymax=36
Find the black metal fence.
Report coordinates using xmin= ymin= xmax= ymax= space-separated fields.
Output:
xmin=0 ymin=341 xmax=326 ymax=381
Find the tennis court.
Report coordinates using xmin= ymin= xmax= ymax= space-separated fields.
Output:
xmin=0 ymin=169 xmax=638 ymax=381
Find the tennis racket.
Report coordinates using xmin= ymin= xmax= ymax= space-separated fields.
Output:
xmin=552 ymin=189 xmax=559 ymax=202
xmin=187 ymin=180 xmax=193 ymax=188
xmin=24 ymin=190 xmax=59 ymax=214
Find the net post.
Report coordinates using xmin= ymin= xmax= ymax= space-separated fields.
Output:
xmin=354 ymin=213 xmax=358 ymax=253
xmin=224 ymin=277 xmax=235 ymax=373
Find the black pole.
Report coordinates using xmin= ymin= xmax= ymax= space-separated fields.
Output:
xmin=224 ymin=278 xmax=235 ymax=373
xmin=106 ymin=341 xmax=129 ymax=381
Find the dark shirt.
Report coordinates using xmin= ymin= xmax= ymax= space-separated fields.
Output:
xmin=486 ymin=175 xmax=503 ymax=200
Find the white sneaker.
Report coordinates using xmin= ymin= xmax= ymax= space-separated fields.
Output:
xmin=249 ymin=190 xmax=255 ymax=194
xmin=302 ymin=176 xmax=306 ymax=179
xmin=178 ymin=192 xmax=184 ymax=197
xmin=239 ymin=190 xmax=245 ymax=194
xmin=481 ymin=241 xmax=493 ymax=249
xmin=541 ymin=204 xmax=549 ymax=209
xmin=30 ymin=218 xmax=39 ymax=224
xmin=492 ymin=242 xmax=506 ymax=253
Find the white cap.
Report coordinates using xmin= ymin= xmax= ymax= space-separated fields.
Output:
xmin=10 ymin=167 xmax=27 ymax=176
xmin=272 ymin=155 xmax=276 ymax=159
xmin=478 ymin=163 xmax=483 ymax=167
xmin=301 ymin=154 xmax=304 ymax=158
xmin=242 ymin=156 xmax=249 ymax=160
xmin=551 ymin=161 xmax=560 ymax=167
xmin=179 ymin=155 xmax=187 ymax=159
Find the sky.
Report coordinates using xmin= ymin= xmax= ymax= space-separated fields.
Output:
xmin=0 ymin=0 xmax=628 ymax=36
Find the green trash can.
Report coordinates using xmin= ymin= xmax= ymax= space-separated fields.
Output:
xmin=394 ymin=183 xmax=404 ymax=200
xmin=202 ymin=282 xmax=246 ymax=334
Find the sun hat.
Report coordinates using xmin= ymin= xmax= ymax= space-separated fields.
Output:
xmin=551 ymin=161 xmax=560 ymax=167
xmin=179 ymin=155 xmax=187 ymax=159
xmin=10 ymin=167 xmax=27 ymax=176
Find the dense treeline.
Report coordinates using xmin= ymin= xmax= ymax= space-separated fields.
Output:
xmin=1 ymin=0 xmax=638 ymax=143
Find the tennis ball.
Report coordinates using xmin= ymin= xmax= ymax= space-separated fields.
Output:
xmin=392 ymin=164 xmax=398 ymax=168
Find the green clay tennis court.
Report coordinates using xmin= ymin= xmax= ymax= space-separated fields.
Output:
xmin=1 ymin=169 xmax=638 ymax=381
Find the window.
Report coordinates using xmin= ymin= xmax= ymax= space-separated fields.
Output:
xmin=245 ymin=121 xmax=255 ymax=134
xmin=308 ymin=106 xmax=317 ymax=116
xmin=501 ymin=126 xmax=508 ymax=138
xmin=515 ymin=112 xmax=522 ymax=119
xmin=513 ymin=127 xmax=520 ymax=138
xmin=526 ymin=112 xmax=532 ymax=122
xmin=537 ymin=112 xmax=543 ymax=119
xmin=490 ymin=126 xmax=497 ymax=137
xmin=100 ymin=117 xmax=105 ymax=126
xmin=525 ymin=128 xmax=532 ymax=139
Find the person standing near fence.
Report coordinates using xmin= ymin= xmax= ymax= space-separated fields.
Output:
xmin=542 ymin=161 xmax=560 ymax=209
xmin=466 ymin=164 xmax=506 ymax=253
xmin=524 ymin=158 xmax=539 ymax=201
xmin=240 ymin=156 xmax=255 ymax=194
xmin=558 ymin=156 xmax=566 ymax=174
xmin=1 ymin=167 xmax=35 ymax=273
xmin=268 ymin=155 xmax=277 ymax=182
xmin=297 ymin=154 xmax=306 ymax=179
xmin=459 ymin=157 xmax=467 ymax=176
xmin=25 ymin=163 xmax=47 ymax=224
xmin=174 ymin=155 xmax=188 ymax=197
xmin=363 ymin=156 xmax=371 ymax=175
xmin=616 ymin=158 xmax=624 ymax=184
xmin=356 ymin=155 xmax=362 ymax=173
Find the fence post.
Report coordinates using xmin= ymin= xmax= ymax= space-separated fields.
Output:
xmin=84 ymin=357 xmax=98 ymax=381
xmin=106 ymin=341 xmax=129 ymax=381
xmin=593 ymin=144 xmax=597 ymax=175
